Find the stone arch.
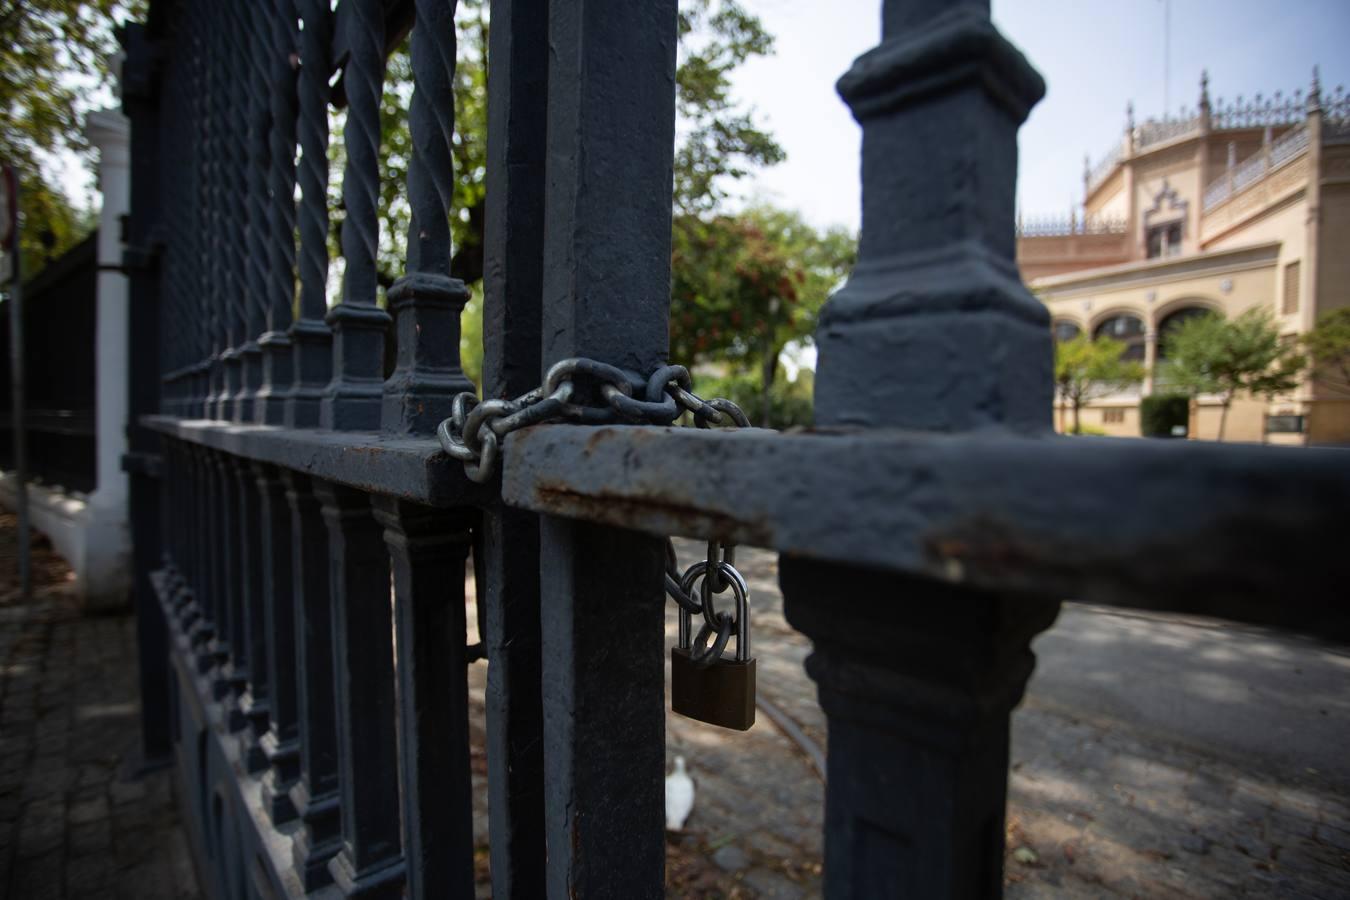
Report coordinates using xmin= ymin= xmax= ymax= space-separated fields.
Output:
xmin=1051 ymin=318 xmax=1083 ymax=343
xmin=1091 ymin=309 xmax=1147 ymax=361
xmin=1156 ymin=301 xmax=1220 ymax=361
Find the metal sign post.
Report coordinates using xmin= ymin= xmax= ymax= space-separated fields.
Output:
xmin=2 ymin=164 xmax=30 ymax=601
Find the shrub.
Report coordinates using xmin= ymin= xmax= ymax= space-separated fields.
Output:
xmin=1140 ymin=393 xmax=1189 ymax=438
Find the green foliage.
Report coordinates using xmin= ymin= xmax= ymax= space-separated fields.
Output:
xmin=1 ymin=0 xmax=144 ymax=276
xmin=1140 ymin=393 xmax=1189 ymax=438
xmin=1053 ymin=334 xmax=1145 ymax=434
xmin=674 ymin=0 xmax=785 ymax=213
xmin=671 ymin=205 xmax=853 ymax=424
xmin=1303 ymin=307 xmax=1350 ymax=396
xmin=1065 ymin=424 xmax=1108 ymax=437
xmin=1159 ymin=308 xmax=1304 ymax=439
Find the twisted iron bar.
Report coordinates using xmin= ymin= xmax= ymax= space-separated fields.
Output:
xmin=266 ymin=0 xmax=300 ymax=335
xmin=243 ymin=2 xmax=274 ymax=342
xmin=406 ymin=0 xmax=459 ymax=275
xmin=192 ymin=7 xmax=214 ymax=394
xmin=338 ymin=0 xmax=386 ymax=308
xmin=224 ymin=4 xmax=252 ymax=350
xmin=295 ymin=0 xmax=332 ymax=324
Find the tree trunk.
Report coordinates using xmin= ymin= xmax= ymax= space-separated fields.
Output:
xmin=1217 ymin=397 xmax=1231 ymax=441
xmin=1072 ymin=399 xmax=1081 ymax=435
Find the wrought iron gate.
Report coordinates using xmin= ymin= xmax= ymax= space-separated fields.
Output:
xmin=121 ymin=0 xmax=1350 ymax=897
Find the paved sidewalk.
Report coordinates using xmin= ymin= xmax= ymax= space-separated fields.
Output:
xmin=0 ymin=514 xmax=200 ymax=900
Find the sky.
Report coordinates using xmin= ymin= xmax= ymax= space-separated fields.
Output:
xmin=727 ymin=0 xmax=1350 ymax=232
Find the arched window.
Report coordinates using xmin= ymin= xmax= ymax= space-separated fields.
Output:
xmin=1157 ymin=306 xmax=1213 ymax=360
xmin=1093 ymin=313 xmax=1146 ymax=361
xmin=1052 ymin=320 xmax=1081 ymax=343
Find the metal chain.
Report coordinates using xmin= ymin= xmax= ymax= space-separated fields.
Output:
xmin=437 ymin=357 xmax=750 ymax=482
xmin=667 ymin=538 xmax=747 ymax=667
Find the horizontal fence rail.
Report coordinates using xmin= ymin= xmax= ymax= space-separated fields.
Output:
xmin=120 ymin=0 xmax=1347 ymax=898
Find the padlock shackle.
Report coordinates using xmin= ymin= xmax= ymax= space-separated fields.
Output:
xmin=678 ymin=561 xmax=751 ymax=662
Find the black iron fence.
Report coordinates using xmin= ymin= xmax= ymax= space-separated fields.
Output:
xmin=123 ymin=0 xmax=1350 ymax=898
xmin=0 ymin=232 xmax=98 ymax=493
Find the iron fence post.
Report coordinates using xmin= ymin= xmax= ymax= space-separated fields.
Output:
xmin=779 ymin=1 xmax=1062 ymax=896
xmin=479 ymin=0 xmax=550 ymax=893
xmin=536 ymin=1 xmax=679 ymax=894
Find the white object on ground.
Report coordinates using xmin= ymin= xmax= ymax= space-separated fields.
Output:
xmin=665 ymin=755 xmax=695 ymax=831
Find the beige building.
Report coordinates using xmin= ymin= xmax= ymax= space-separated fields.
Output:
xmin=1017 ymin=71 xmax=1350 ymax=445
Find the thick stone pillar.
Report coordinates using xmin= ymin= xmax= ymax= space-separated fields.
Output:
xmin=84 ymin=107 xmax=133 ymax=610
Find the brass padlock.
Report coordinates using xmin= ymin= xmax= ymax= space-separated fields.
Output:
xmin=671 ymin=560 xmax=755 ymax=731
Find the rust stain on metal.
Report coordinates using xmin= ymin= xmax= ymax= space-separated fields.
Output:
xmin=532 ymin=482 xmax=772 ymax=546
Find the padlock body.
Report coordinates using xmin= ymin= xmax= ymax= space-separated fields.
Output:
xmin=671 ymin=648 xmax=756 ymax=731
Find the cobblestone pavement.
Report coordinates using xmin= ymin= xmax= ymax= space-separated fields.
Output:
xmin=0 ymin=514 xmax=200 ymax=900
xmin=615 ymin=541 xmax=1350 ymax=899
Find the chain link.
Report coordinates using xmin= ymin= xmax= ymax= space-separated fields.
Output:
xmin=437 ymin=357 xmax=750 ymax=482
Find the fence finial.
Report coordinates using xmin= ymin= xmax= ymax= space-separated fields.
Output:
xmin=1308 ymin=65 xmax=1322 ymax=113
xmin=815 ymin=1 xmax=1050 ymax=433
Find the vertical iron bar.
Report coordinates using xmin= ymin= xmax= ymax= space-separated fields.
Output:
xmin=257 ymin=462 xmax=301 ymax=824
xmin=237 ymin=0 xmax=273 ymax=422
xmin=219 ymin=5 xmax=248 ymax=421
xmin=284 ymin=470 xmax=343 ymax=890
xmin=480 ymin=0 xmax=549 ymax=892
xmin=4 ymin=168 xmax=30 ymax=602
xmin=315 ymin=480 xmax=404 ymax=897
xmin=258 ymin=0 xmax=301 ymax=423
xmin=236 ymin=454 xmax=271 ymax=771
xmin=120 ymin=19 xmax=172 ymax=765
xmin=287 ymin=0 xmax=335 ymax=428
xmin=381 ymin=0 xmax=474 ymax=435
xmin=536 ymin=2 xmax=678 ymax=895
xmin=372 ymin=498 xmax=476 ymax=900
xmin=320 ymin=0 xmax=392 ymax=430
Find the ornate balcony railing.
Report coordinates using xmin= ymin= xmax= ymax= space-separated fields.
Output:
xmin=1016 ymin=214 xmax=1127 ymax=238
xmin=1085 ymin=144 xmax=1123 ymax=195
xmin=1134 ymin=112 xmax=1201 ymax=150
xmin=1203 ymin=124 xmax=1309 ymax=211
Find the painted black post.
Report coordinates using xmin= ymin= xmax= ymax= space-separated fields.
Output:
xmin=479 ymin=0 xmax=549 ymax=892
xmin=780 ymin=2 xmax=1059 ymax=896
xmin=256 ymin=461 xmax=300 ymax=824
xmin=286 ymin=0 xmax=335 ymax=428
xmin=188 ymin=447 xmax=218 ymax=663
xmin=536 ymin=2 xmax=678 ymax=894
xmin=257 ymin=0 xmax=300 ymax=423
xmin=381 ymin=0 xmax=474 ymax=435
xmin=320 ymin=0 xmax=392 ymax=431
xmin=218 ymin=453 xmax=249 ymax=717
xmin=372 ymin=498 xmax=475 ymax=900
xmin=284 ymin=471 xmax=343 ymax=891
xmin=121 ymin=19 xmax=171 ymax=766
xmin=237 ymin=456 xmax=271 ymax=770
xmin=314 ymin=480 xmax=404 ymax=898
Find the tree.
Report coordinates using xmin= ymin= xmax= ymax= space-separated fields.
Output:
xmin=1303 ymin=307 xmax=1350 ymax=397
xmin=0 ymin=0 xmax=144 ymax=276
xmin=350 ymin=0 xmax=784 ymax=293
xmin=1160 ymin=308 xmax=1304 ymax=440
xmin=670 ymin=205 xmax=852 ymax=424
xmin=1053 ymin=335 xmax=1145 ymax=435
